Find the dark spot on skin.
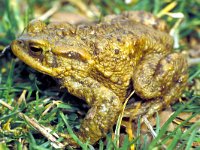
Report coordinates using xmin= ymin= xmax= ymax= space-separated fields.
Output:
xmin=93 ymin=48 xmax=100 ymax=56
xmin=129 ymin=30 xmax=134 ymax=35
xmin=123 ymin=30 xmax=128 ymax=34
xmin=114 ymin=57 xmax=120 ymax=62
xmin=182 ymin=70 xmax=188 ymax=75
xmin=158 ymin=97 xmax=164 ymax=102
xmin=166 ymin=55 xmax=172 ymax=63
xmin=117 ymin=37 xmax=121 ymax=42
xmin=165 ymin=43 xmax=172 ymax=50
xmin=155 ymin=63 xmax=164 ymax=76
xmin=153 ymin=24 xmax=158 ymax=30
xmin=111 ymin=96 xmax=117 ymax=101
xmin=63 ymin=51 xmax=85 ymax=62
xmin=52 ymin=55 xmax=58 ymax=67
xmin=99 ymin=126 xmax=106 ymax=135
xmin=114 ymin=49 xmax=120 ymax=54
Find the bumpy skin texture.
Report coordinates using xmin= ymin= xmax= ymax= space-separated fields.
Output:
xmin=11 ymin=11 xmax=188 ymax=147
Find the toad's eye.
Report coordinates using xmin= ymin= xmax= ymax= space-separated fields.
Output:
xmin=29 ymin=44 xmax=43 ymax=56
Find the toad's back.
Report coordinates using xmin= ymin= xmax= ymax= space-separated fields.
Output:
xmin=67 ymin=13 xmax=174 ymax=98
xmin=75 ymin=17 xmax=173 ymax=58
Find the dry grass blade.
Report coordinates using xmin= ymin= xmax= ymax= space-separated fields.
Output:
xmin=65 ymin=0 xmax=95 ymax=18
xmin=38 ymin=2 xmax=61 ymax=21
xmin=115 ymin=90 xmax=135 ymax=149
xmin=0 ymin=99 xmax=64 ymax=149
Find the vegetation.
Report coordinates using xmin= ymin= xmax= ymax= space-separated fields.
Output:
xmin=0 ymin=0 xmax=199 ymax=149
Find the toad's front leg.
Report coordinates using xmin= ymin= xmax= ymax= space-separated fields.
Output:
xmin=61 ymin=75 xmax=123 ymax=147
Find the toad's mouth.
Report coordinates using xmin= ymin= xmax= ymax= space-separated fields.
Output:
xmin=11 ymin=40 xmax=61 ymax=77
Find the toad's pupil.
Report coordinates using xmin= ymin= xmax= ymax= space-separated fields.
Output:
xmin=29 ymin=46 xmax=42 ymax=55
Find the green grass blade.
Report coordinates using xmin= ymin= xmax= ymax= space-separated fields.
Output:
xmin=155 ymin=112 xmax=161 ymax=134
xmin=148 ymin=100 xmax=192 ymax=149
xmin=185 ymin=128 xmax=198 ymax=150
xmin=167 ymin=128 xmax=182 ymax=150
xmin=59 ymin=111 xmax=88 ymax=150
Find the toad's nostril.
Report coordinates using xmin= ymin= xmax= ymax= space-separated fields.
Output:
xmin=17 ymin=40 xmax=24 ymax=46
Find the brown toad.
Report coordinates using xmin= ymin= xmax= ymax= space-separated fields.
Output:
xmin=11 ymin=11 xmax=188 ymax=147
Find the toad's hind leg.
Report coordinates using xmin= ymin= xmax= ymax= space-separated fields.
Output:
xmin=126 ymin=53 xmax=188 ymax=118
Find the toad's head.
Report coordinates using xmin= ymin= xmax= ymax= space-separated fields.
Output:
xmin=11 ymin=20 xmax=93 ymax=78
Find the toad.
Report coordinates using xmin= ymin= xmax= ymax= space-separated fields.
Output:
xmin=11 ymin=11 xmax=188 ymax=147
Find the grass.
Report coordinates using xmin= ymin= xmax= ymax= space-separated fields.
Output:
xmin=0 ymin=0 xmax=200 ymax=149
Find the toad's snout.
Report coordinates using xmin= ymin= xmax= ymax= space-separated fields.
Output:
xmin=11 ymin=39 xmax=27 ymax=54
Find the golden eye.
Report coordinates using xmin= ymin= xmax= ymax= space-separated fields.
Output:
xmin=29 ymin=44 xmax=43 ymax=56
